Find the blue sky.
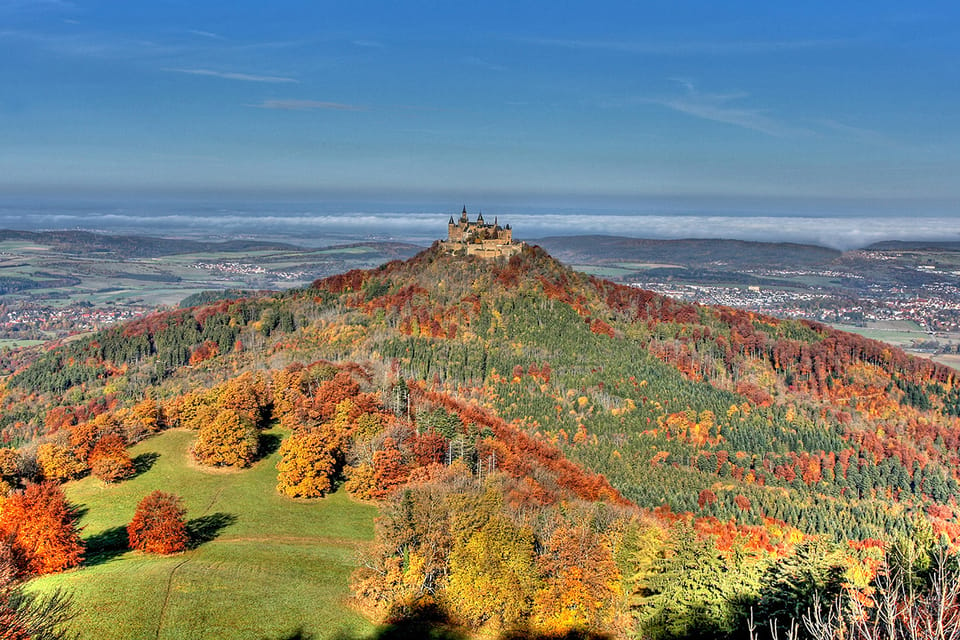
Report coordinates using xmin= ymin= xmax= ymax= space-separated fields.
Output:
xmin=1 ymin=1 xmax=959 ymax=213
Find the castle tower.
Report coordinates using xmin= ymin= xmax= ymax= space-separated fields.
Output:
xmin=440 ymin=207 xmax=521 ymax=258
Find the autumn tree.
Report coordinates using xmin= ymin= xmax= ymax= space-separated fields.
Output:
xmin=88 ymin=434 xmax=135 ymax=483
xmin=532 ymin=523 xmax=623 ymax=634
xmin=127 ymin=491 xmax=188 ymax=554
xmin=445 ymin=513 xmax=540 ymax=628
xmin=372 ymin=437 xmax=408 ymax=499
xmin=217 ymin=371 xmax=272 ymax=427
xmin=193 ymin=409 xmax=259 ymax=468
xmin=0 ymin=482 xmax=84 ymax=575
xmin=0 ymin=542 xmax=77 ymax=640
xmin=125 ymin=397 xmax=165 ymax=441
xmin=276 ymin=430 xmax=337 ymax=498
xmin=35 ymin=443 xmax=86 ymax=483
xmin=0 ymin=449 xmax=21 ymax=484
xmin=167 ymin=390 xmax=218 ymax=430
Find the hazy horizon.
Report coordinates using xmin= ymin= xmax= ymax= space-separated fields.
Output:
xmin=1 ymin=193 xmax=957 ymax=251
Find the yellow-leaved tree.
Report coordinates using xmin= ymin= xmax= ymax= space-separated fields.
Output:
xmin=445 ymin=513 xmax=540 ymax=628
xmin=193 ymin=409 xmax=259 ymax=468
xmin=276 ymin=430 xmax=336 ymax=498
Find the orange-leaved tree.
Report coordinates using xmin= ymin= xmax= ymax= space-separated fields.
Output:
xmin=276 ymin=430 xmax=337 ymax=498
xmin=127 ymin=491 xmax=188 ymax=554
xmin=532 ymin=523 xmax=623 ymax=633
xmin=193 ymin=409 xmax=259 ymax=467
xmin=0 ymin=482 xmax=84 ymax=575
xmin=88 ymin=434 xmax=135 ymax=483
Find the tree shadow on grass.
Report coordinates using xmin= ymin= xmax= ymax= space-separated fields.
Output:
xmin=185 ymin=512 xmax=237 ymax=549
xmin=257 ymin=432 xmax=282 ymax=461
xmin=131 ymin=452 xmax=160 ymax=477
xmin=83 ymin=525 xmax=130 ymax=567
xmin=316 ymin=602 xmax=613 ymax=640
xmin=266 ymin=630 xmax=314 ymax=640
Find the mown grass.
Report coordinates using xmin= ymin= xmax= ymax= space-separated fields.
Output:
xmin=27 ymin=426 xmax=377 ymax=640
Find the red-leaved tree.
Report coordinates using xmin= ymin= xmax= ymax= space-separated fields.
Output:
xmin=127 ymin=491 xmax=188 ymax=555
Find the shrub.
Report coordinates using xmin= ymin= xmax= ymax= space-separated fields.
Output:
xmin=127 ymin=491 xmax=188 ymax=554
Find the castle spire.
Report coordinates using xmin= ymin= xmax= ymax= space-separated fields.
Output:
xmin=477 ymin=210 xmax=485 ymax=225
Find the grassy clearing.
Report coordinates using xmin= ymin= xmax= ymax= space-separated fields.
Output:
xmin=573 ymin=264 xmax=638 ymax=278
xmin=831 ymin=321 xmax=929 ymax=346
xmin=27 ymin=427 xmax=377 ymax=640
xmin=0 ymin=338 xmax=46 ymax=348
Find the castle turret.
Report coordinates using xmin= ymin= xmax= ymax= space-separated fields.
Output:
xmin=441 ymin=207 xmax=521 ymax=258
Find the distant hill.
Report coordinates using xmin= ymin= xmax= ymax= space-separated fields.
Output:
xmin=865 ymin=240 xmax=960 ymax=251
xmin=532 ymin=234 xmax=842 ymax=268
xmin=0 ymin=229 xmax=304 ymax=258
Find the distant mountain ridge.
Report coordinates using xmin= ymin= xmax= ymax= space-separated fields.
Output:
xmin=864 ymin=240 xmax=960 ymax=251
xmin=0 ymin=229 xmax=305 ymax=258
xmin=532 ymin=234 xmax=843 ymax=268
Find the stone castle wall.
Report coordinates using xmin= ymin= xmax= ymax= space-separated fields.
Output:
xmin=439 ymin=208 xmax=522 ymax=258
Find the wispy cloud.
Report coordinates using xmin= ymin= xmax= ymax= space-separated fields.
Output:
xmin=518 ymin=36 xmax=856 ymax=56
xmin=166 ymin=68 xmax=298 ymax=83
xmin=253 ymin=99 xmax=366 ymax=111
xmin=635 ymin=80 xmax=807 ymax=137
xmin=186 ymin=29 xmax=225 ymax=40
xmin=813 ymin=118 xmax=896 ymax=146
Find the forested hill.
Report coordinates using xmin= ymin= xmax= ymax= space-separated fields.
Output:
xmin=5 ymin=242 xmax=960 ymax=638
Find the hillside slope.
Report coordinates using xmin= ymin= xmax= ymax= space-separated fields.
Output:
xmin=27 ymin=426 xmax=375 ymax=640
xmin=6 ymin=242 xmax=960 ymax=638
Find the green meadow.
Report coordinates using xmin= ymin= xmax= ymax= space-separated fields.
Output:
xmin=27 ymin=427 xmax=377 ymax=640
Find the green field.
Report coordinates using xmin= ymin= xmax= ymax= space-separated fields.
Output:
xmin=831 ymin=320 xmax=929 ymax=346
xmin=0 ymin=338 xmax=46 ymax=349
xmin=28 ymin=427 xmax=377 ymax=640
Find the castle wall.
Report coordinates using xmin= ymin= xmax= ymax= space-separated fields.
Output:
xmin=442 ymin=210 xmax=521 ymax=259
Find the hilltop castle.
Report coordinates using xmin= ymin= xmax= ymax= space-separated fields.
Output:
xmin=439 ymin=206 xmax=522 ymax=258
